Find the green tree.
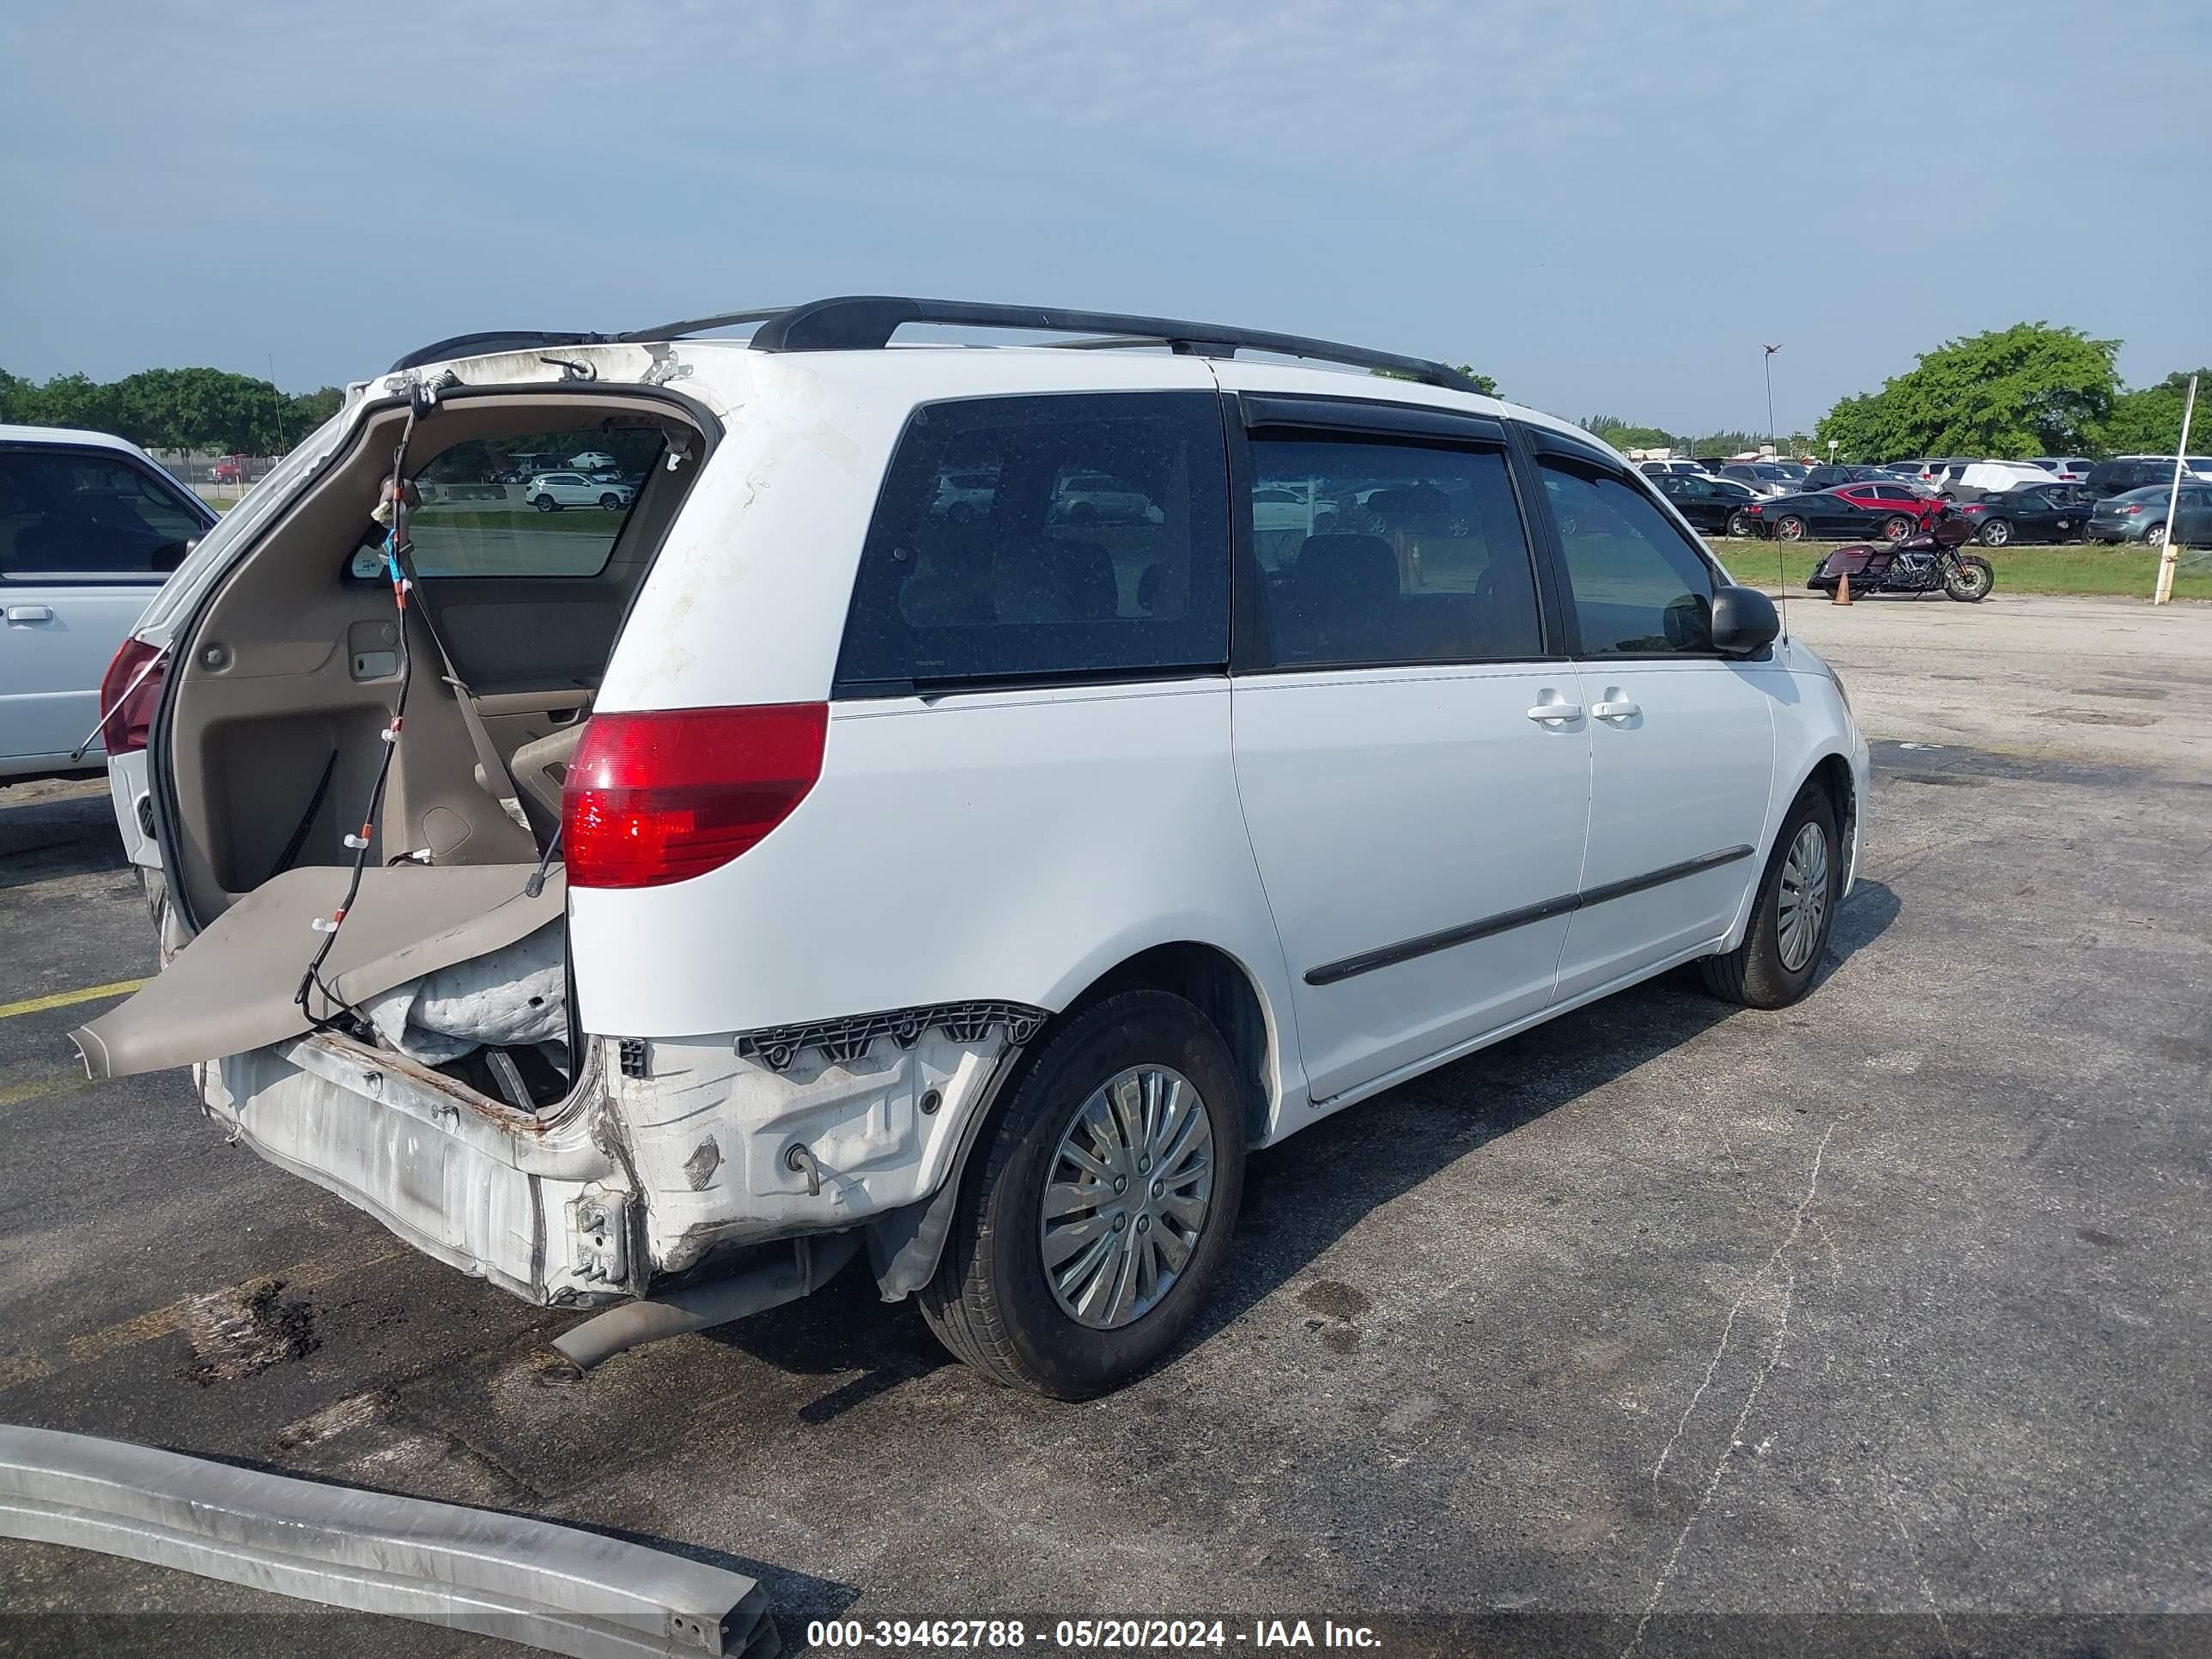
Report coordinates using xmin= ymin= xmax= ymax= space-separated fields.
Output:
xmin=2100 ymin=369 xmax=2208 ymax=455
xmin=1814 ymin=323 xmax=2118 ymax=460
xmin=1583 ymin=415 xmax=1675 ymax=451
xmin=1375 ymin=363 xmax=1498 ymax=395
xmin=289 ymin=386 xmax=344 ymax=431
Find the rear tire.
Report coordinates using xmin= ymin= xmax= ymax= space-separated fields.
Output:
xmin=1727 ymin=510 xmax=1756 ymax=538
xmin=1778 ymin=515 xmax=1807 ymax=542
xmin=1978 ymin=518 xmax=2013 ymax=546
xmin=1882 ymin=514 xmax=1914 ymax=542
xmin=919 ymin=990 xmax=1247 ymax=1400
xmin=2144 ymin=522 xmax=2167 ymax=549
xmin=1699 ymin=787 xmax=1840 ymax=1010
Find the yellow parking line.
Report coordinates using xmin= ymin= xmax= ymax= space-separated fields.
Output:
xmin=0 ymin=1352 xmax=53 ymax=1390
xmin=0 ymin=1072 xmax=94 ymax=1111
xmin=0 ymin=977 xmax=149 ymax=1021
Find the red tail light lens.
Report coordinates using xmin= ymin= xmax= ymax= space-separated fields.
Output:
xmin=97 ymin=638 xmax=167 ymax=756
xmin=563 ymin=703 xmax=828 ymax=889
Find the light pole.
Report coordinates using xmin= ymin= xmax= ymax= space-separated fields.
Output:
xmin=1763 ymin=343 xmax=1782 ymax=451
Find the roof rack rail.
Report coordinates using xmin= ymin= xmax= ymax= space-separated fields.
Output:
xmin=738 ymin=296 xmax=1485 ymax=395
xmin=387 ymin=330 xmax=611 ymax=374
xmin=388 ymin=298 xmax=1483 ymax=395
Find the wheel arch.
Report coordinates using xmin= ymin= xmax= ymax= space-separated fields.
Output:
xmin=1719 ymin=732 xmax=1862 ymax=957
xmin=862 ymin=936 xmax=1288 ymax=1304
xmin=1065 ymin=940 xmax=1280 ymax=1151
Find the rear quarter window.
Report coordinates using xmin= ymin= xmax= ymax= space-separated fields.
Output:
xmin=835 ymin=392 xmax=1229 ymax=693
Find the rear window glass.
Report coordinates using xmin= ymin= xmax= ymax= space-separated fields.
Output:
xmin=369 ymin=428 xmax=665 ymax=579
xmin=0 ymin=448 xmax=207 ymax=578
xmin=836 ymin=392 xmax=1229 ymax=692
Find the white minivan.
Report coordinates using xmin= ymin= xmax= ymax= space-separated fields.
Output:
xmin=1 ymin=426 xmax=216 ymax=782
xmin=76 ymin=299 xmax=1867 ymax=1398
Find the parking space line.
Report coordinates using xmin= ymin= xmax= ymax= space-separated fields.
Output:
xmin=0 ymin=1352 xmax=54 ymax=1390
xmin=0 ymin=1072 xmax=94 ymax=1111
xmin=0 ymin=978 xmax=149 ymax=1021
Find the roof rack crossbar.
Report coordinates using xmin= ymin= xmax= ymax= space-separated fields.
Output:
xmin=744 ymin=297 xmax=1484 ymax=394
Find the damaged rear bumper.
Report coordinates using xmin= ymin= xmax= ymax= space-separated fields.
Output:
xmin=204 ymin=1032 xmax=621 ymax=1305
xmin=193 ymin=1006 xmax=1038 ymax=1310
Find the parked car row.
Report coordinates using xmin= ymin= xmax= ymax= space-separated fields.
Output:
xmin=1887 ymin=454 xmax=2212 ymax=499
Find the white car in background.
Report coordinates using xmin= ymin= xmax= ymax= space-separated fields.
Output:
xmin=567 ymin=450 xmax=618 ymax=471
xmin=0 ymin=425 xmax=214 ymax=783
xmin=526 ymin=471 xmax=635 ymax=511
xmin=1946 ymin=460 xmax=2055 ymax=498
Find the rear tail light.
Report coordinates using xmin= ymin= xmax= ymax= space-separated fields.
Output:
xmin=97 ymin=638 xmax=167 ymax=757
xmin=562 ymin=703 xmax=828 ymax=889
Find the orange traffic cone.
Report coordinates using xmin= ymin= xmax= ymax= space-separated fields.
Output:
xmin=1833 ymin=569 xmax=1852 ymax=606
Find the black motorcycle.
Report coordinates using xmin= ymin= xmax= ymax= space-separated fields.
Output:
xmin=1806 ymin=504 xmax=1994 ymax=603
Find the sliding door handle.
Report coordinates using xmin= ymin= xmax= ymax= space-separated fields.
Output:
xmin=1592 ymin=700 xmax=1641 ymax=721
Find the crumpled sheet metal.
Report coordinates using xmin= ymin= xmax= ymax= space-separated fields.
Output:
xmin=363 ymin=920 xmax=567 ymax=1064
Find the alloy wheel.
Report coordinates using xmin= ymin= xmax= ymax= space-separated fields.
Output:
xmin=1981 ymin=519 xmax=2012 ymax=546
xmin=1040 ymin=1065 xmax=1216 ymax=1330
xmin=1776 ymin=820 xmax=1831 ymax=974
xmin=1778 ymin=517 xmax=1806 ymax=542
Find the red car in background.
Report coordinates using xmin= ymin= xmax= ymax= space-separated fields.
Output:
xmin=210 ymin=455 xmax=250 ymax=483
xmin=1826 ymin=479 xmax=1940 ymax=532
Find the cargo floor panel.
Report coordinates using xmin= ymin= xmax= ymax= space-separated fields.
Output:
xmin=71 ymin=864 xmax=563 ymax=1080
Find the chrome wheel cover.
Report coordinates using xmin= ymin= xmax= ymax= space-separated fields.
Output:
xmin=1041 ymin=1065 xmax=1215 ymax=1330
xmin=1777 ymin=821 xmax=1832 ymax=973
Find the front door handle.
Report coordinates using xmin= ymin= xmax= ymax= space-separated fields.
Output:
xmin=4 ymin=605 xmax=55 ymax=623
xmin=1526 ymin=701 xmax=1583 ymax=725
xmin=1592 ymin=699 xmax=1641 ymax=720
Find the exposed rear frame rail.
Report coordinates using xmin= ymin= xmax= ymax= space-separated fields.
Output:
xmin=391 ymin=295 xmax=1486 ymax=394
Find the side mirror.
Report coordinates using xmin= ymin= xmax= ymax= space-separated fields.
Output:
xmin=1711 ymin=585 xmax=1780 ymax=657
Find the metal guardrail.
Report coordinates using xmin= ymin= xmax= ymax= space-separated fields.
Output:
xmin=0 ymin=1424 xmax=780 ymax=1657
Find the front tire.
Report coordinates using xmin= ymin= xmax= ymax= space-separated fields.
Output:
xmin=533 ymin=494 xmax=558 ymax=513
xmin=919 ymin=991 xmax=1248 ymax=1400
xmin=1699 ymin=787 xmax=1840 ymax=1010
xmin=1946 ymin=555 xmax=1994 ymax=602
xmin=599 ymin=493 xmax=623 ymax=511
xmin=1727 ymin=509 xmax=1757 ymax=538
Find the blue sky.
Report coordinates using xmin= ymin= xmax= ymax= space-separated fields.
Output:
xmin=3 ymin=0 xmax=2205 ymax=434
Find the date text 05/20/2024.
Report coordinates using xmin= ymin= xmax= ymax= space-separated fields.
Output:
xmin=804 ymin=1619 xmax=1382 ymax=1650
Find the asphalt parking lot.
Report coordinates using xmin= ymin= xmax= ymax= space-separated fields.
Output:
xmin=3 ymin=594 xmax=2208 ymax=1657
